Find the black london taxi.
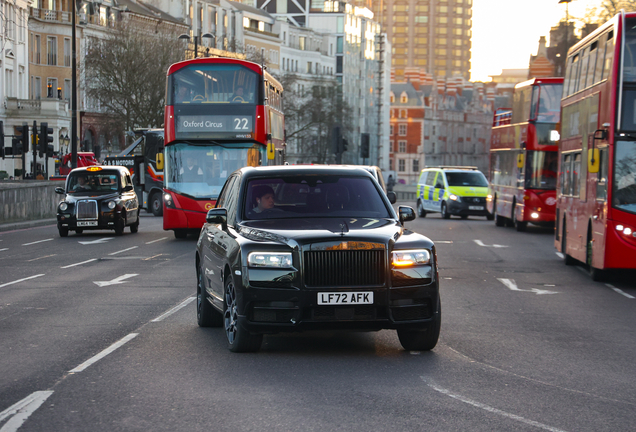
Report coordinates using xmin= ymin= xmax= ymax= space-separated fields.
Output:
xmin=195 ymin=165 xmax=440 ymax=353
xmin=55 ymin=166 xmax=140 ymax=237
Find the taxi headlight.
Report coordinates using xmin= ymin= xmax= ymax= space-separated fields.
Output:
xmin=248 ymin=252 xmax=293 ymax=268
xmin=449 ymin=194 xmax=460 ymax=202
xmin=108 ymin=201 xmax=116 ymax=209
xmin=59 ymin=202 xmax=68 ymax=211
xmin=392 ymin=250 xmax=431 ymax=267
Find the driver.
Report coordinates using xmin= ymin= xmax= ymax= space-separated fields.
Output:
xmin=73 ymin=175 xmax=91 ymax=191
xmin=252 ymin=185 xmax=276 ymax=213
xmin=231 ymin=86 xmax=245 ymax=102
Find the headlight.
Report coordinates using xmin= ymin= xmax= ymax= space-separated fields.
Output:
xmin=59 ymin=202 xmax=68 ymax=211
xmin=108 ymin=201 xmax=116 ymax=209
xmin=486 ymin=194 xmax=493 ymax=202
xmin=449 ymin=194 xmax=460 ymax=201
xmin=392 ymin=250 xmax=431 ymax=267
xmin=248 ymin=252 xmax=293 ymax=268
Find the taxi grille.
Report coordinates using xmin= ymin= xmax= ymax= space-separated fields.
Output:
xmin=76 ymin=200 xmax=98 ymax=220
xmin=304 ymin=250 xmax=385 ymax=288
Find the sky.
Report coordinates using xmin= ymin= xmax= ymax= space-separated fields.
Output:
xmin=471 ymin=0 xmax=598 ymax=82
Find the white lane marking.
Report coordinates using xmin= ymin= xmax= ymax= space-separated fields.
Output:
xmin=474 ymin=239 xmax=508 ymax=248
xmin=497 ymin=278 xmax=559 ymax=295
xmin=146 ymin=237 xmax=168 ymax=245
xmin=0 ymin=248 xmax=8 ymax=252
xmin=422 ymin=378 xmax=568 ymax=432
xmin=22 ymin=238 xmax=53 ymax=246
xmin=60 ymin=258 xmax=97 ymax=269
xmin=151 ymin=297 xmax=196 ymax=322
xmin=78 ymin=238 xmax=112 ymax=245
xmin=606 ymin=283 xmax=635 ymax=299
xmin=69 ymin=333 xmax=138 ymax=373
xmin=0 ymin=391 xmax=54 ymax=432
xmin=0 ymin=274 xmax=45 ymax=289
xmin=93 ymin=274 xmax=138 ymax=287
xmin=108 ymin=246 xmax=138 ymax=255
xmin=27 ymin=254 xmax=57 ymax=262
xmin=434 ymin=241 xmax=453 ymax=244
xmin=555 ymin=252 xmax=564 ymax=259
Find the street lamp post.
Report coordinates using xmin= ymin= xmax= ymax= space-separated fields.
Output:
xmin=70 ymin=0 xmax=82 ymax=169
xmin=178 ymin=32 xmax=215 ymax=59
xmin=559 ymin=0 xmax=573 ymax=73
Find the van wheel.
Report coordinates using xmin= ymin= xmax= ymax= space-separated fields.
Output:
xmin=441 ymin=202 xmax=450 ymax=219
xmin=417 ymin=200 xmax=427 ymax=217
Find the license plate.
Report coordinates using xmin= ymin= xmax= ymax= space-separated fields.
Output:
xmin=318 ymin=292 xmax=373 ymax=305
xmin=77 ymin=221 xmax=98 ymax=226
xmin=469 ymin=206 xmax=484 ymax=210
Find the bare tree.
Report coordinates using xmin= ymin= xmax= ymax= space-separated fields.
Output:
xmin=83 ymin=18 xmax=185 ymax=133
xmin=583 ymin=0 xmax=636 ymax=24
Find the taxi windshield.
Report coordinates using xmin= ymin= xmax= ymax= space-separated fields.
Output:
xmin=445 ymin=172 xmax=489 ymax=187
xmin=68 ymin=172 xmax=120 ymax=194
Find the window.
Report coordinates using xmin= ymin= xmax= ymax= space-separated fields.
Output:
xmin=413 ymin=159 xmax=419 ymax=172
xmin=64 ymin=38 xmax=71 ymax=67
xmin=578 ymin=47 xmax=590 ymax=91
xmin=34 ymin=77 xmax=41 ymax=99
xmin=47 ymin=37 xmax=57 ymax=66
xmin=35 ymin=35 xmax=41 ymax=64
xmin=64 ymin=79 xmax=71 ymax=101
xmin=603 ymin=31 xmax=614 ymax=81
xmin=398 ymin=159 xmax=405 ymax=172
xmin=399 ymin=109 xmax=407 ymax=118
xmin=47 ymin=78 xmax=58 ymax=98
xmin=398 ymin=140 xmax=406 ymax=153
xmin=390 ymin=125 xmax=394 ymax=135
xmin=399 ymin=124 xmax=407 ymax=136
xmin=572 ymin=153 xmax=581 ymax=197
xmin=400 ymin=92 xmax=408 ymax=103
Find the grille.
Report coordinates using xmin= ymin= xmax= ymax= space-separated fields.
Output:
xmin=310 ymin=305 xmax=377 ymax=321
xmin=76 ymin=200 xmax=98 ymax=220
xmin=391 ymin=301 xmax=432 ymax=321
xmin=468 ymin=197 xmax=486 ymax=204
xmin=304 ymin=250 xmax=385 ymax=287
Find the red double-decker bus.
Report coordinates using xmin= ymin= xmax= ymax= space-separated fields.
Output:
xmin=556 ymin=11 xmax=636 ymax=280
xmin=488 ymin=77 xmax=563 ymax=231
xmin=163 ymin=58 xmax=285 ymax=238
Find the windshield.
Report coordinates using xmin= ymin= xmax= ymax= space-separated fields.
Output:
xmin=170 ymin=64 xmax=259 ymax=105
xmin=244 ymin=176 xmax=392 ymax=220
xmin=165 ymin=143 xmax=263 ymax=199
xmin=445 ymin=172 xmax=489 ymax=187
xmin=613 ymin=141 xmax=636 ymax=213
xmin=536 ymin=84 xmax=562 ymax=123
xmin=67 ymin=171 xmax=120 ymax=194
xmin=525 ymin=151 xmax=558 ymax=189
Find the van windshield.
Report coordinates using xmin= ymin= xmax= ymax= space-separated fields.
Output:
xmin=445 ymin=172 xmax=489 ymax=187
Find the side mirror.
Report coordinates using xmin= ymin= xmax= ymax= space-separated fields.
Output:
xmin=517 ymin=153 xmax=525 ymax=169
xmin=398 ymin=205 xmax=416 ymax=225
xmin=206 ymin=208 xmax=228 ymax=230
xmin=387 ymin=191 xmax=397 ymax=204
xmin=55 ymin=187 xmax=65 ymax=194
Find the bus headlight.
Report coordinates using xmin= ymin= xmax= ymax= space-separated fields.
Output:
xmin=392 ymin=250 xmax=431 ymax=267
xmin=164 ymin=193 xmax=175 ymax=209
xmin=248 ymin=252 xmax=293 ymax=268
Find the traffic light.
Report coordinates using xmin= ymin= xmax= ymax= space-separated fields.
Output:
xmin=331 ymin=126 xmax=341 ymax=155
xmin=21 ymin=124 xmax=29 ymax=154
xmin=341 ymin=138 xmax=349 ymax=153
xmin=0 ymin=121 xmax=4 ymax=159
xmin=39 ymin=122 xmax=53 ymax=157
xmin=47 ymin=144 xmax=54 ymax=158
xmin=360 ymin=133 xmax=370 ymax=159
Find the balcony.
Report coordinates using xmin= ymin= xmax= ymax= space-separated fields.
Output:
xmin=4 ymin=98 xmax=70 ymax=118
xmin=30 ymin=8 xmax=72 ymax=24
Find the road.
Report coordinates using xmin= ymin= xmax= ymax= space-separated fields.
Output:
xmin=0 ymin=209 xmax=635 ymax=431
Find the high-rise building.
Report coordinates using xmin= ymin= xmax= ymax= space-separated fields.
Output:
xmin=356 ymin=0 xmax=472 ymax=81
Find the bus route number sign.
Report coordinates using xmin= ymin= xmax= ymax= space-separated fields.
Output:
xmin=177 ymin=115 xmax=253 ymax=134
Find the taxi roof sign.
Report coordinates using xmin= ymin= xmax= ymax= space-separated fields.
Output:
xmin=87 ymin=166 xmax=103 ymax=172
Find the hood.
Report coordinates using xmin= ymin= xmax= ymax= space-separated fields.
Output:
xmin=63 ymin=192 xmax=120 ymax=203
xmin=237 ymin=218 xmax=403 ymax=250
xmin=448 ymin=186 xmax=489 ymax=197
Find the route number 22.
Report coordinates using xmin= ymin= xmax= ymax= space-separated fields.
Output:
xmin=233 ymin=118 xmax=250 ymax=130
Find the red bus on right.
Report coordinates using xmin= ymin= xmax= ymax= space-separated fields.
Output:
xmin=556 ymin=11 xmax=636 ymax=280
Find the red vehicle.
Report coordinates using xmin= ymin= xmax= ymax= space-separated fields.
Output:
xmin=163 ymin=57 xmax=284 ymax=238
xmin=58 ymin=152 xmax=99 ymax=175
xmin=556 ymin=11 xmax=636 ymax=280
xmin=488 ymin=77 xmax=563 ymax=231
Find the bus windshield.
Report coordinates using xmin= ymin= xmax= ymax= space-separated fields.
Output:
xmin=614 ymin=141 xmax=636 ymax=213
xmin=170 ymin=64 xmax=259 ymax=104
xmin=536 ymin=84 xmax=562 ymax=123
xmin=445 ymin=172 xmax=489 ymax=187
xmin=165 ymin=143 xmax=263 ymax=199
xmin=525 ymin=151 xmax=558 ymax=189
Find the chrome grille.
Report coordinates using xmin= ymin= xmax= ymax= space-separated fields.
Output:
xmin=304 ymin=250 xmax=386 ymax=288
xmin=76 ymin=200 xmax=98 ymax=220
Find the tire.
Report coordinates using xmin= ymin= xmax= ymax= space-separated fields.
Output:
xmin=150 ymin=192 xmax=163 ymax=217
xmin=224 ymin=275 xmax=262 ymax=353
xmin=486 ymin=213 xmax=494 ymax=221
xmin=494 ymin=200 xmax=505 ymax=227
xmin=562 ymin=221 xmax=576 ymax=266
xmin=197 ymin=262 xmax=223 ymax=327
xmin=515 ymin=219 xmax=527 ymax=232
xmin=75 ymin=229 xmax=83 ymax=234
xmin=397 ymin=299 xmax=441 ymax=351
xmin=441 ymin=202 xmax=451 ymax=219
xmin=130 ymin=211 xmax=139 ymax=233
xmin=587 ymin=231 xmax=606 ymax=282
xmin=174 ymin=229 xmax=187 ymax=239
xmin=59 ymin=227 xmax=69 ymax=237
xmin=417 ymin=200 xmax=427 ymax=217
xmin=114 ymin=218 xmax=124 ymax=236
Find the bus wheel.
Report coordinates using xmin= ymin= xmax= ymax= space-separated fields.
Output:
xmin=562 ymin=221 xmax=576 ymax=266
xmin=494 ymin=200 xmax=505 ymax=227
xmin=587 ymin=231 xmax=606 ymax=282
xmin=417 ymin=200 xmax=427 ymax=217
xmin=150 ymin=192 xmax=163 ymax=217
xmin=505 ymin=203 xmax=515 ymax=227
xmin=174 ymin=229 xmax=187 ymax=239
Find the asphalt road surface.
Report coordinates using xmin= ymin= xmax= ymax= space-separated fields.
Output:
xmin=0 ymin=208 xmax=635 ymax=432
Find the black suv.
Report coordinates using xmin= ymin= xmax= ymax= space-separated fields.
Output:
xmin=195 ymin=165 xmax=440 ymax=353
xmin=55 ymin=166 xmax=140 ymax=237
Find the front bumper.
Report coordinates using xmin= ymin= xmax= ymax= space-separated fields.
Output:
xmin=57 ymin=210 xmax=119 ymax=230
xmin=446 ymin=199 xmax=489 ymax=216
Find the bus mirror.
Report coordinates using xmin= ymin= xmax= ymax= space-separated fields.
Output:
xmin=156 ymin=153 xmax=164 ymax=170
xmin=267 ymin=142 xmax=275 ymax=160
xmin=593 ymin=129 xmax=607 ymax=141
xmin=517 ymin=153 xmax=524 ymax=169
xmin=588 ymin=148 xmax=600 ymax=173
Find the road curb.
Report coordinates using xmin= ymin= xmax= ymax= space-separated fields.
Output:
xmin=0 ymin=219 xmax=57 ymax=233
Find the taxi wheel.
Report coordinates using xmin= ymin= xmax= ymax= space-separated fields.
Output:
xmin=417 ymin=200 xmax=427 ymax=217
xmin=397 ymin=299 xmax=441 ymax=351
xmin=197 ymin=262 xmax=223 ymax=327
xmin=59 ymin=227 xmax=69 ymax=237
xmin=441 ymin=202 xmax=451 ymax=219
xmin=114 ymin=219 xmax=124 ymax=236
xmin=224 ymin=276 xmax=262 ymax=353
xmin=130 ymin=221 xmax=139 ymax=233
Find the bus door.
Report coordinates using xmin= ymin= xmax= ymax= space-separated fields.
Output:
xmin=590 ymin=146 xmax=609 ymax=267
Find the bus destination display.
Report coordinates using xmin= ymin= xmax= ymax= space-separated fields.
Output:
xmin=176 ymin=115 xmax=254 ymax=138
